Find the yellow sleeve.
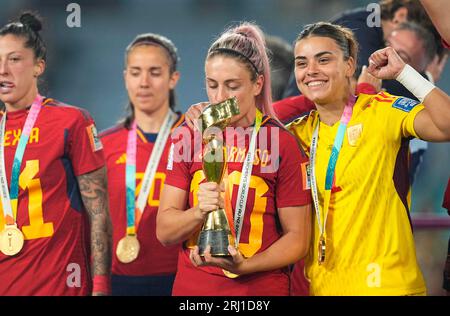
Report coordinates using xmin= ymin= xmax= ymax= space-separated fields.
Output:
xmin=377 ymin=94 xmax=425 ymax=139
xmin=401 ymin=104 xmax=424 ymax=139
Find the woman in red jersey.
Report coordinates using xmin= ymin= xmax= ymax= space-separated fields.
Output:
xmin=0 ymin=12 xmax=112 ymax=296
xmin=100 ymin=33 xmax=184 ymax=296
xmin=157 ymin=22 xmax=312 ymax=296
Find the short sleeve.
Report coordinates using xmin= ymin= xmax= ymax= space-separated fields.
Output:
xmin=68 ymin=109 xmax=105 ymax=176
xmin=383 ymin=96 xmax=425 ymax=139
xmin=275 ymin=131 xmax=311 ymax=208
xmin=164 ymin=125 xmax=194 ymax=191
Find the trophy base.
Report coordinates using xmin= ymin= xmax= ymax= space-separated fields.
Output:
xmin=197 ymin=229 xmax=232 ymax=257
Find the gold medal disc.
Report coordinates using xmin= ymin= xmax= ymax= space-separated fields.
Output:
xmin=116 ymin=235 xmax=140 ymax=264
xmin=222 ymin=269 xmax=239 ymax=279
xmin=0 ymin=224 xmax=25 ymax=256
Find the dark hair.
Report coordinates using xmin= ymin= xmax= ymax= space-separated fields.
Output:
xmin=123 ymin=33 xmax=179 ymax=128
xmin=0 ymin=12 xmax=46 ymax=61
xmin=206 ymin=22 xmax=276 ymax=118
xmin=379 ymin=0 xmax=428 ymax=23
xmin=265 ymin=34 xmax=294 ymax=101
xmin=395 ymin=22 xmax=437 ymax=66
xmin=295 ymin=22 xmax=359 ymax=63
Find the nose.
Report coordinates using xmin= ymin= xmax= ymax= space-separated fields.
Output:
xmin=306 ymin=61 xmax=319 ymax=76
xmin=215 ymin=85 xmax=230 ymax=103
xmin=139 ymin=72 xmax=150 ymax=88
xmin=0 ymin=58 xmax=8 ymax=76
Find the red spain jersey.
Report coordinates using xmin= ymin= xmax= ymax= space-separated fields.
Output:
xmin=0 ymin=98 xmax=105 ymax=296
xmin=165 ymin=117 xmax=311 ymax=296
xmin=100 ymin=114 xmax=184 ymax=277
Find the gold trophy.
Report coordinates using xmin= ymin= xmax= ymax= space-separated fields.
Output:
xmin=197 ymin=97 xmax=240 ymax=256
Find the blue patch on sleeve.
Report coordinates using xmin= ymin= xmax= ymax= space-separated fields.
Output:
xmin=392 ymin=97 xmax=419 ymax=112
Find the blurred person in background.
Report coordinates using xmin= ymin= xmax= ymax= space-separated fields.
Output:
xmin=265 ymin=34 xmax=294 ymax=102
xmin=100 ymin=33 xmax=184 ymax=296
xmin=419 ymin=0 xmax=450 ymax=297
xmin=385 ymin=21 xmax=448 ymax=183
xmin=420 ymin=0 xmax=450 ymax=46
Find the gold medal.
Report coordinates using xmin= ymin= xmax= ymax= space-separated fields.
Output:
xmin=0 ymin=224 xmax=25 ymax=256
xmin=116 ymin=235 xmax=140 ymax=263
xmin=222 ymin=269 xmax=239 ymax=279
xmin=318 ymin=235 xmax=326 ymax=265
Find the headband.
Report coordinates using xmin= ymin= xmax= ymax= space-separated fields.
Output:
xmin=211 ymin=47 xmax=259 ymax=74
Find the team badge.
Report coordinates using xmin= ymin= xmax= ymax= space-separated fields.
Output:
xmin=392 ymin=97 xmax=419 ymax=112
xmin=347 ymin=123 xmax=363 ymax=146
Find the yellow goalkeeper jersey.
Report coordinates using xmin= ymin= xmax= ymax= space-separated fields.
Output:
xmin=288 ymin=92 xmax=426 ymax=295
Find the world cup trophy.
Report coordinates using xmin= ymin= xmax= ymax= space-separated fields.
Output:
xmin=197 ymin=97 xmax=240 ymax=256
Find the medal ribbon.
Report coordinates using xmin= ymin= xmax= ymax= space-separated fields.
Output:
xmin=0 ymin=95 xmax=43 ymax=225
xmin=125 ymin=110 xmax=177 ymax=235
xmin=310 ymin=95 xmax=356 ymax=249
xmin=233 ymin=108 xmax=263 ymax=248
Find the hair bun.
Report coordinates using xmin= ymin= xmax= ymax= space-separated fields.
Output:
xmin=19 ymin=12 xmax=42 ymax=33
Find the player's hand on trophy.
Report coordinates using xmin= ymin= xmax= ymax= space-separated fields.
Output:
xmin=368 ymin=46 xmax=406 ymax=80
xmin=189 ymin=244 xmax=247 ymax=275
xmin=185 ymin=101 xmax=209 ymax=130
xmin=194 ymin=182 xmax=225 ymax=220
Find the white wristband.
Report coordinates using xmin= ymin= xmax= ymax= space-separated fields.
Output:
xmin=396 ymin=64 xmax=435 ymax=103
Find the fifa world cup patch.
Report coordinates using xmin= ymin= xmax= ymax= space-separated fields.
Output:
xmin=392 ymin=97 xmax=419 ymax=112
xmin=166 ymin=143 xmax=174 ymax=170
xmin=86 ymin=124 xmax=103 ymax=152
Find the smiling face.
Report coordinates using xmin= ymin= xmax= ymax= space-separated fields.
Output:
xmin=124 ymin=44 xmax=179 ymax=116
xmin=294 ymin=36 xmax=355 ymax=106
xmin=205 ymin=55 xmax=263 ymax=127
xmin=0 ymin=34 xmax=45 ymax=109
